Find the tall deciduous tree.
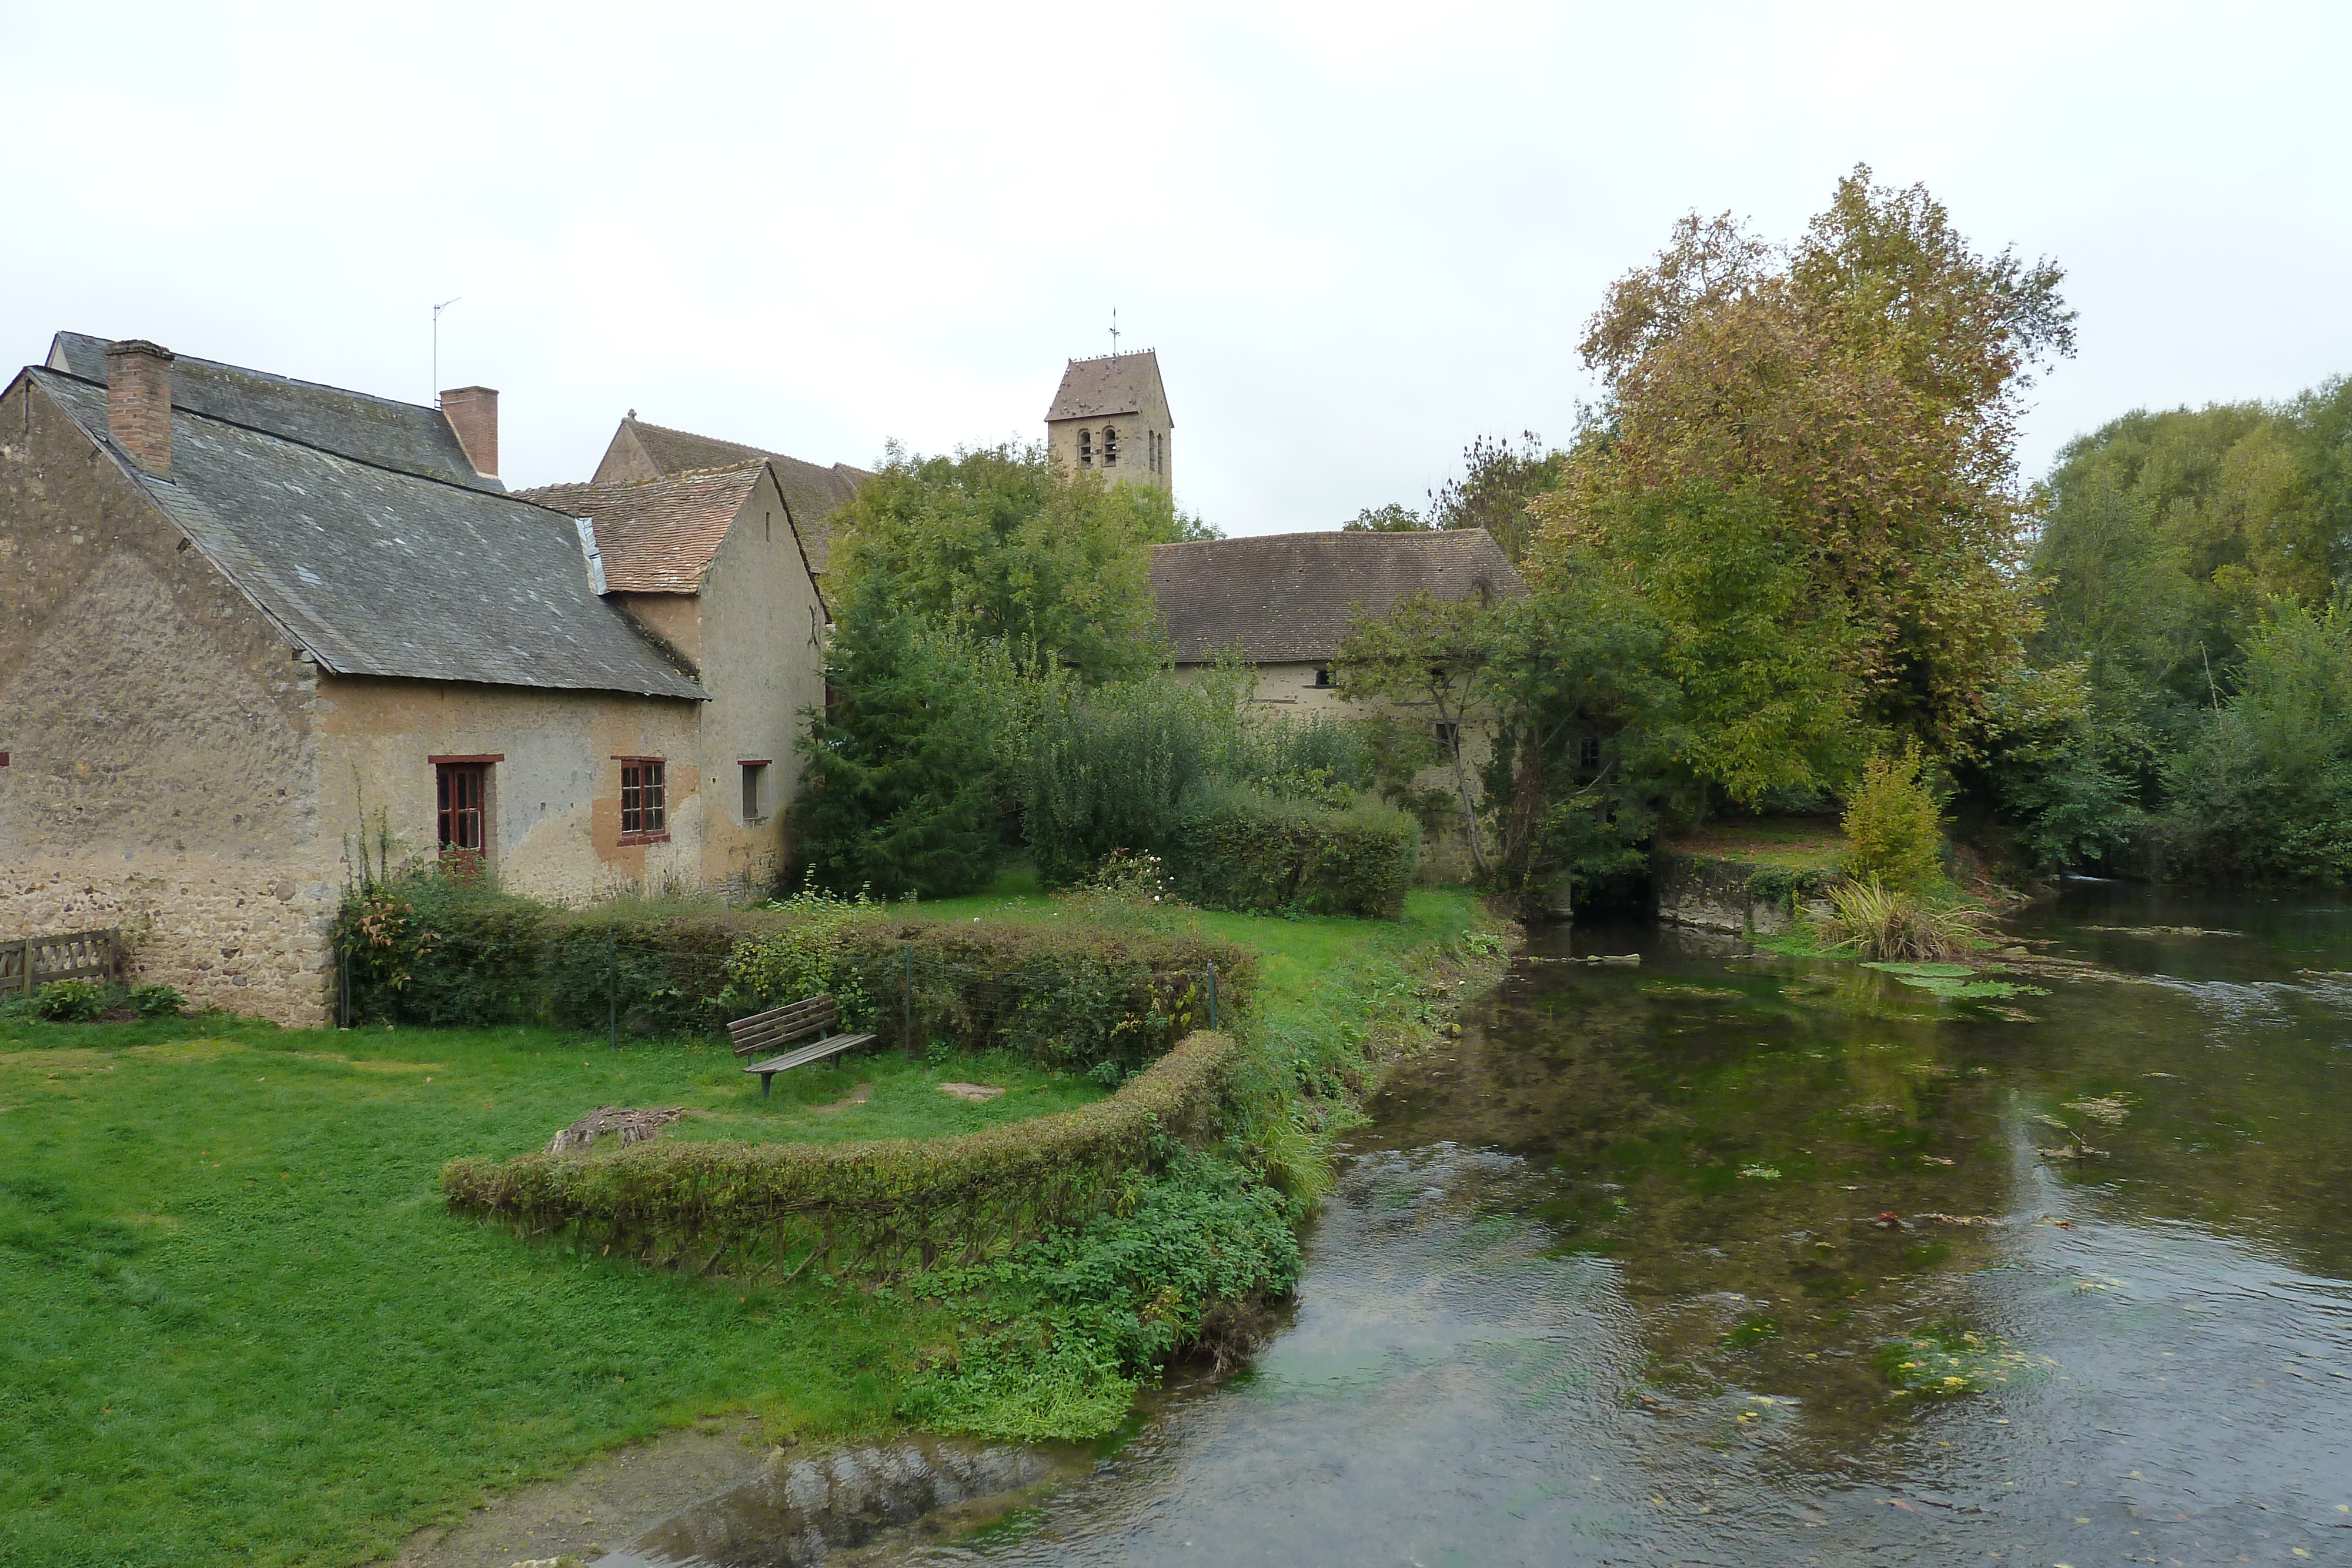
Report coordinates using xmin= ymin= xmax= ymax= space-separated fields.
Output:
xmin=1331 ymin=592 xmax=1501 ymax=877
xmin=1425 ymin=432 xmax=1567 ymax=564
xmin=1541 ymin=166 xmax=2073 ymax=763
xmin=831 ymin=441 xmax=1212 ymax=679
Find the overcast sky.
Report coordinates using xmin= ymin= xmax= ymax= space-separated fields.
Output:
xmin=4 ymin=1 xmax=2346 ymax=534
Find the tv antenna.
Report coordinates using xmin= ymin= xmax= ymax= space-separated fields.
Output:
xmin=432 ymin=296 xmax=461 ymax=406
xmin=1108 ymin=306 xmax=1121 ymax=356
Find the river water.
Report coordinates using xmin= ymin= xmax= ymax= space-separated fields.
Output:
xmin=891 ymin=885 xmax=2352 ymax=1566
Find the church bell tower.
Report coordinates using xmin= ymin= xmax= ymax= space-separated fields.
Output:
xmin=1044 ymin=349 xmax=1171 ymax=491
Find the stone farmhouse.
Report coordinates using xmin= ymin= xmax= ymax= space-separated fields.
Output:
xmin=0 ymin=334 xmax=840 ymax=1024
xmin=587 ymin=412 xmax=870 ymax=597
xmin=1 ymin=329 xmax=1525 ymax=1023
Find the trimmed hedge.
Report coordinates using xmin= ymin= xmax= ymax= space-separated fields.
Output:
xmin=1172 ymin=784 xmax=1420 ymax=918
xmin=442 ymin=1029 xmax=1242 ymax=1279
xmin=338 ymin=878 xmax=1254 ymax=1072
xmin=836 ymin=920 xmax=1246 ymax=1072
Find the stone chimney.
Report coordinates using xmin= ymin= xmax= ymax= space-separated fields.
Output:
xmin=440 ymin=386 xmax=499 ymax=479
xmin=105 ymin=340 xmax=175 ymax=477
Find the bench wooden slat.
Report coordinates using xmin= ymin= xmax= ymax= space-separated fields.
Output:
xmin=741 ymin=1031 xmax=876 ymax=1095
xmin=729 ymin=994 xmax=841 ymax=1058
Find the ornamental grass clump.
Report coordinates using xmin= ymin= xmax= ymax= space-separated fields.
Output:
xmin=1818 ymin=877 xmax=1986 ymax=962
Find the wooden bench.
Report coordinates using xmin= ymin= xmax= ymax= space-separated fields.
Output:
xmin=729 ymin=994 xmax=875 ymax=1097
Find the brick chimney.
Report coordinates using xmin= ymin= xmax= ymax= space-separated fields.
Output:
xmin=440 ymin=386 xmax=499 ymax=479
xmin=105 ymin=339 xmax=175 ymax=477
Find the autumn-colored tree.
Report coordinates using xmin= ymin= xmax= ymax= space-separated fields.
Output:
xmin=1538 ymin=166 xmax=2074 ymax=763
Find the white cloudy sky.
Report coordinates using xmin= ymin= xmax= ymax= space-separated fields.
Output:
xmin=3 ymin=1 xmax=2346 ymax=534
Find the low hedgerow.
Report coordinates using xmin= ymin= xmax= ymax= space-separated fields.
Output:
xmin=1172 ymin=783 xmax=1421 ymax=918
xmin=828 ymin=919 xmax=1250 ymax=1074
xmin=442 ymin=1029 xmax=1242 ymax=1279
xmin=337 ymin=872 xmax=1254 ymax=1072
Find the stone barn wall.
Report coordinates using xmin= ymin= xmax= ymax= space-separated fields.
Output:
xmin=0 ymin=374 xmax=336 ymax=1023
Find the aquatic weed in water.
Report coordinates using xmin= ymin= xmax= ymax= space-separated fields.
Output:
xmin=1874 ymin=1323 xmax=2040 ymax=1398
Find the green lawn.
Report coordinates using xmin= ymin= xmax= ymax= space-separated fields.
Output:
xmin=1662 ymin=815 xmax=1846 ymax=873
xmin=917 ymin=868 xmax=1485 ymax=1030
xmin=0 ymin=884 xmax=1490 ymax=1567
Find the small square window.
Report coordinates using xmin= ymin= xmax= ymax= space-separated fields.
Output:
xmin=1312 ymin=667 xmax=1332 ymax=688
xmin=1434 ymin=721 xmax=1461 ymax=753
xmin=740 ymin=760 xmax=770 ymax=822
xmin=1579 ymin=735 xmax=1602 ymax=771
xmin=619 ymin=758 xmax=667 ymax=842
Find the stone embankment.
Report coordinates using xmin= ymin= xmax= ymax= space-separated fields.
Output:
xmin=1652 ymin=850 xmax=1835 ymax=937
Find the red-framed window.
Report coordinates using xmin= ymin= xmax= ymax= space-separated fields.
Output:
xmin=619 ymin=758 xmax=668 ymax=842
xmin=437 ymin=764 xmax=487 ymax=855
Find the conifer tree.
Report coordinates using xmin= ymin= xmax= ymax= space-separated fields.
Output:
xmin=790 ymin=573 xmax=1004 ymax=900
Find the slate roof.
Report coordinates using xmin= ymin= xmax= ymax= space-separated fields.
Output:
xmin=32 ymin=367 xmax=704 ymax=700
xmin=45 ymin=331 xmax=500 ymax=492
xmin=1150 ymin=529 xmax=1525 ymax=664
xmin=1045 ymin=352 xmax=1168 ymax=423
xmin=522 ymin=464 xmax=766 ymax=594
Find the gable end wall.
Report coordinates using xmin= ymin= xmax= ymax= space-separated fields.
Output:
xmin=0 ymin=375 xmax=336 ymax=1024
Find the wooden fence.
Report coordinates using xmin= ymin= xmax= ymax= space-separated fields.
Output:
xmin=0 ymin=930 xmax=120 ymax=999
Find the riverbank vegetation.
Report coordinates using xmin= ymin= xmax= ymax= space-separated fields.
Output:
xmin=1331 ymin=165 xmax=2352 ymax=895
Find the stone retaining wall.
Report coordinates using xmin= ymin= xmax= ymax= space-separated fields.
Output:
xmin=1653 ymin=851 xmax=1834 ymax=937
xmin=0 ymin=855 xmax=336 ymax=1025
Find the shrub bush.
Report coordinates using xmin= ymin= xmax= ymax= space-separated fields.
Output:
xmin=900 ymin=1149 xmax=1301 ymax=1439
xmin=335 ymin=870 xmax=1254 ymax=1072
xmin=1015 ymin=668 xmax=1377 ymax=888
xmin=30 ymin=978 xmax=106 ymax=1022
xmin=128 ymin=984 xmax=185 ymax=1018
xmin=442 ymin=1029 xmax=1244 ymax=1280
xmin=369 ymin=872 xmax=557 ymax=1027
xmin=1172 ymin=783 xmax=1421 ymax=918
xmin=731 ymin=917 xmax=1253 ymax=1074
xmin=1840 ymin=749 xmax=1944 ymax=890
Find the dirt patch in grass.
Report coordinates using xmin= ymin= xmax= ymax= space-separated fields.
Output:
xmin=811 ymin=1081 xmax=874 ymax=1114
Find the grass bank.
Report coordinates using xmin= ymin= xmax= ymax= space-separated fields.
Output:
xmin=1 ymin=885 xmax=1501 ymax=1568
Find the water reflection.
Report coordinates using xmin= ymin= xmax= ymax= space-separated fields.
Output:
xmin=909 ymin=890 xmax=2352 ymax=1564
